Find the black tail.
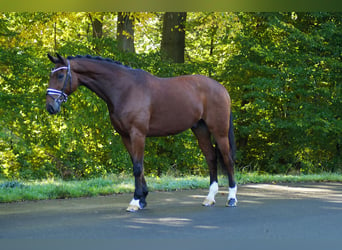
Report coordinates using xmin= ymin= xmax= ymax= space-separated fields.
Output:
xmin=228 ymin=112 xmax=236 ymax=162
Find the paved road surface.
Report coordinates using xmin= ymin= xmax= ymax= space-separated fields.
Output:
xmin=1 ymin=183 xmax=342 ymax=240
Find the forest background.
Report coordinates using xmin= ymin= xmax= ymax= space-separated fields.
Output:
xmin=0 ymin=12 xmax=341 ymax=180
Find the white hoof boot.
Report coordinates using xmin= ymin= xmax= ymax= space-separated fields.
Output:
xmin=126 ymin=199 xmax=141 ymax=212
xmin=202 ymin=182 xmax=218 ymax=207
xmin=226 ymin=185 xmax=238 ymax=207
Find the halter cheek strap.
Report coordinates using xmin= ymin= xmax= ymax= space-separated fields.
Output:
xmin=46 ymin=60 xmax=71 ymax=103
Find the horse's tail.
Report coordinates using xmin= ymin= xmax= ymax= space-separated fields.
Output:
xmin=228 ymin=112 xmax=236 ymax=162
xmin=216 ymin=111 xmax=236 ymax=173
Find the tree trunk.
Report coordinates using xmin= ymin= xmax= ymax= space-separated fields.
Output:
xmin=161 ymin=12 xmax=187 ymax=63
xmin=88 ymin=13 xmax=103 ymax=38
xmin=117 ymin=12 xmax=135 ymax=53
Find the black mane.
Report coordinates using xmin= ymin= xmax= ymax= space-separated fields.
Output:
xmin=67 ymin=55 xmax=131 ymax=69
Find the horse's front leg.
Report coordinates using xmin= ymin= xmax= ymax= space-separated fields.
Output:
xmin=121 ymin=131 xmax=148 ymax=212
xmin=130 ymin=159 xmax=148 ymax=211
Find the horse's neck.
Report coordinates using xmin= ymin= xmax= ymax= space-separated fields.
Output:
xmin=81 ymin=77 xmax=109 ymax=102
xmin=75 ymin=60 xmax=128 ymax=105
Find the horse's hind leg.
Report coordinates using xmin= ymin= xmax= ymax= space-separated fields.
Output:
xmin=191 ymin=120 xmax=219 ymax=206
xmin=214 ymin=135 xmax=237 ymax=207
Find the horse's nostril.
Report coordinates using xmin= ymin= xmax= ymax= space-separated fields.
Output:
xmin=47 ymin=104 xmax=55 ymax=114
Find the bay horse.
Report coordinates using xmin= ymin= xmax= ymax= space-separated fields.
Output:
xmin=46 ymin=53 xmax=237 ymax=212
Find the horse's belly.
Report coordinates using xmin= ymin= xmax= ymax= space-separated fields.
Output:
xmin=147 ymin=124 xmax=190 ymax=137
xmin=147 ymin=109 xmax=201 ymax=137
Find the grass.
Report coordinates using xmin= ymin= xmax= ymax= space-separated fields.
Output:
xmin=0 ymin=172 xmax=341 ymax=203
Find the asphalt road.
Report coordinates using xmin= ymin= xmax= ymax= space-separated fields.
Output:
xmin=1 ymin=183 xmax=342 ymax=240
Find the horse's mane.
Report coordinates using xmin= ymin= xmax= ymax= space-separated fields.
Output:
xmin=67 ymin=55 xmax=131 ymax=69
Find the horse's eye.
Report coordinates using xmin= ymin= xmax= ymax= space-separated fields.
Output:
xmin=58 ymin=74 xmax=64 ymax=80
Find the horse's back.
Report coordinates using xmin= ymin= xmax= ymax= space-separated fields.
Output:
xmin=152 ymin=74 xmax=229 ymax=101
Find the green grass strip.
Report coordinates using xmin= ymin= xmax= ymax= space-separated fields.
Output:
xmin=0 ymin=173 xmax=341 ymax=203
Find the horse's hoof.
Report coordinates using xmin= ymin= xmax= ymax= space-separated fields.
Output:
xmin=226 ymin=198 xmax=237 ymax=207
xmin=139 ymin=200 xmax=147 ymax=209
xmin=202 ymin=198 xmax=215 ymax=207
xmin=126 ymin=198 xmax=143 ymax=212
xmin=126 ymin=204 xmax=140 ymax=212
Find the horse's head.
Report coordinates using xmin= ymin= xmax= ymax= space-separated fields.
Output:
xmin=46 ymin=53 xmax=75 ymax=114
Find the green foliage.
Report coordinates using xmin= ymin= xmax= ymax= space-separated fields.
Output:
xmin=0 ymin=12 xmax=341 ymax=181
xmin=224 ymin=13 xmax=342 ymax=173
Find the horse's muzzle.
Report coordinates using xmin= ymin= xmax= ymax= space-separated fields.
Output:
xmin=46 ymin=101 xmax=61 ymax=115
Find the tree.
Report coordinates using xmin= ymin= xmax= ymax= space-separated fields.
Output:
xmin=224 ymin=12 xmax=342 ymax=173
xmin=161 ymin=12 xmax=187 ymax=63
xmin=88 ymin=13 xmax=103 ymax=38
xmin=117 ymin=12 xmax=135 ymax=53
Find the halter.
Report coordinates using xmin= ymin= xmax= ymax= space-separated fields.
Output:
xmin=46 ymin=60 xmax=72 ymax=104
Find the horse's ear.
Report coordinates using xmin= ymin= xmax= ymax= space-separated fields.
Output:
xmin=56 ymin=53 xmax=67 ymax=65
xmin=47 ymin=53 xmax=58 ymax=63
